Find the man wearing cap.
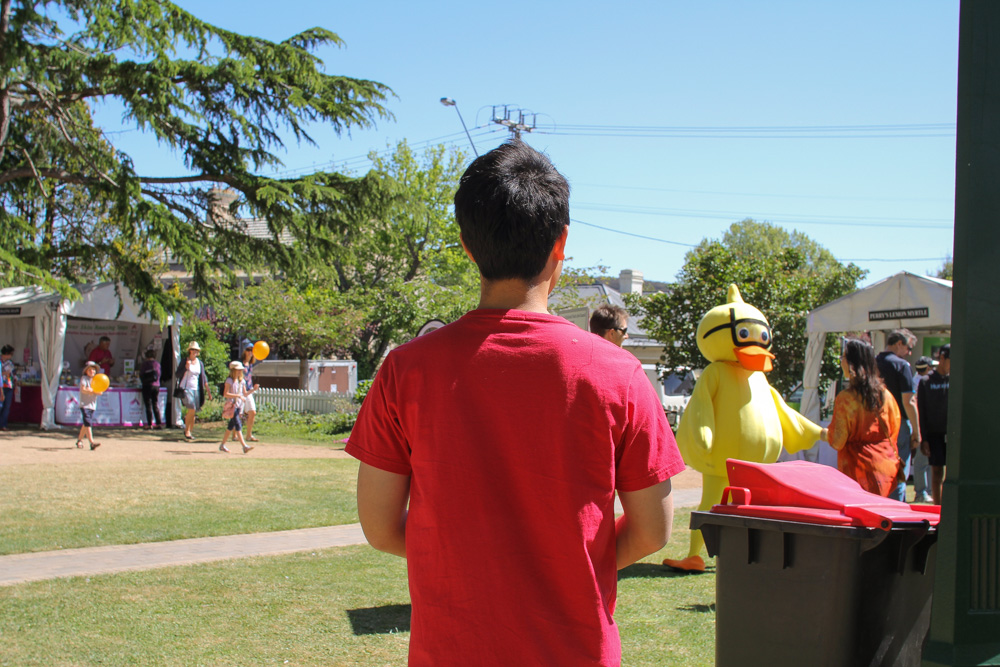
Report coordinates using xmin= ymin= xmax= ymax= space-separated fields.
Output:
xmin=918 ymin=344 xmax=950 ymax=504
xmin=910 ymin=356 xmax=937 ymax=503
xmin=876 ymin=329 xmax=921 ymax=502
xmin=589 ymin=304 xmax=630 ymax=348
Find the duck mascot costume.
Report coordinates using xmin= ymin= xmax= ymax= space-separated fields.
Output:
xmin=663 ymin=284 xmax=825 ymax=572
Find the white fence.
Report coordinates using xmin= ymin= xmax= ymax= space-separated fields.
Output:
xmin=254 ymin=388 xmax=352 ymax=415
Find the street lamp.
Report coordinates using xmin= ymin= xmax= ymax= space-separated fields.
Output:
xmin=440 ymin=97 xmax=479 ymax=157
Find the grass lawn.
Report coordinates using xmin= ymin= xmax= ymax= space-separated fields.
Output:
xmin=0 ymin=458 xmax=360 ymax=555
xmin=0 ymin=509 xmax=717 ymax=666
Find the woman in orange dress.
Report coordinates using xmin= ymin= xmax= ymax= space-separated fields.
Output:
xmin=827 ymin=338 xmax=902 ymax=497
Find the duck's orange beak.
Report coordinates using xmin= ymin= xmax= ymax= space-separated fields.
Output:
xmin=734 ymin=346 xmax=774 ymax=372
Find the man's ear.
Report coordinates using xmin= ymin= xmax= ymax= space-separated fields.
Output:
xmin=552 ymin=226 xmax=568 ymax=262
xmin=460 ymin=233 xmax=477 ymax=264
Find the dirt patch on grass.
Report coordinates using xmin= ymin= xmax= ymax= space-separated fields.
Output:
xmin=0 ymin=425 xmax=702 ymax=490
xmin=0 ymin=426 xmax=350 ymax=466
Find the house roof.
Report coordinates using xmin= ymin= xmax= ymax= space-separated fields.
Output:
xmin=550 ymin=282 xmax=660 ymax=349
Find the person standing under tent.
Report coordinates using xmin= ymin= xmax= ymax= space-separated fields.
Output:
xmin=918 ymin=344 xmax=951 ymax=505
xmin=910 ymin=355 xmax=937 ymax=503
xmin=0 ymin=344 xmax=15 ymax=431
xmin=87 ymin=336 xmax=116 ymax=375
xmin=140 ymin=349 xmax=163 ymax=430
xmin=875 ymin=329 xmax=921 ymax=502
xmin=828 ymin=338 xmax=901 ymax=496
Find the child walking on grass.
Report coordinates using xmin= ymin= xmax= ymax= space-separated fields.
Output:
xmin=219 ymin=361 xmax=258 ymax=454
xmin=76 ymin=361 xmax=101 ymax=450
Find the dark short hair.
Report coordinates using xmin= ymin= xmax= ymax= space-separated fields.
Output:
xmin=589 ymin=304 xmax=629 ymax=336
xmin=454 ymin=141 xmax=570 ymax=281
xmin=99 ymin=336 xmax=111 ymax=343
xmin=144 ymin=349 xmax=156 ymax=359
xmin=886 ymin=329 xmax=915 ymax=348
xmin=938 ymin=343 xmax=950 ymax=360
xmin=0 ymin=345 xmax=13 ymax=355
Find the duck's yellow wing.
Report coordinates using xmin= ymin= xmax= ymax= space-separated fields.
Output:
xmin=676 ymin=363 xmax=720 ymax=473
xmin=769 ymin=385 xmax=823 ymax=454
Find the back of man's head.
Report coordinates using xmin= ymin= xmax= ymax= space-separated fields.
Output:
xmin=454 ymin=141 xmax=570 ymax=282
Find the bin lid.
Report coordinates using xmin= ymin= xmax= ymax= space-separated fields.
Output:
xmin=712 ymin=460 xmax=940 ymax=530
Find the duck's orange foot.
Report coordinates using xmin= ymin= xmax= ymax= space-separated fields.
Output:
xmin=662 ymin=555 xmax=706 ymax=573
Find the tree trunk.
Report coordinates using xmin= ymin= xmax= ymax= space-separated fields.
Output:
xmin=298 ymin=358 xmax=310 ymax=390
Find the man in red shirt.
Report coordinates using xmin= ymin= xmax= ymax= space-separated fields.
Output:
xmin=87 ymin=336 xmax=115 ymax=375
xmin=347 ymin=141 xmax=684 ymax=666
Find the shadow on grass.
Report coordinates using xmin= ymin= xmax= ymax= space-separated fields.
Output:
xmin=677 ymin=603 xmax=716 ymax=613
xmin=347 ymin=603 xmax=412 ymax=635
xmin=618 ymin=562 xmax=716 ymax=580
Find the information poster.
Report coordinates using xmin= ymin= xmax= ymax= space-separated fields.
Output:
xmin=64 ymin=320 xmax=141 ymax=377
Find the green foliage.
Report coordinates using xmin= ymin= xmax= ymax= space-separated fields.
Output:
xmin=178 ymin=318 xmax=229 ymax=388
xmin=0 ymin=0 xmax=392 ymax=321
xmin=296 ymin=140 xmax=478 ymax=378
xmin=211 ymin=279 xmax=363 ymax=365
xmin=354 ymin=378 xmax=373 ymax=404
xmin=935 ymin=256 xmax=953 ymax=281
xmin=255 ymin=401 xmax=359 ymax=435
xmin=629 ymin=219 xmax=866 ymax=395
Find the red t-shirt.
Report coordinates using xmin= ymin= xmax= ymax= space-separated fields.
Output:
xmin=88 ymin=347 xmax=114 ymax=373
xmin=347 ymin=309 xmax=684 ymax=666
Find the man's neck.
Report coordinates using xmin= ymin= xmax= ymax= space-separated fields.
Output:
xmin=477 ymin=277 xmax=552 ymax=314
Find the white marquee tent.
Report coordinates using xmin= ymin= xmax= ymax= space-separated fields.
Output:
xmin=800 ymin=271 xmax=953 ymax=423
xmin=0 ymin=283 xmax=181 ymax=429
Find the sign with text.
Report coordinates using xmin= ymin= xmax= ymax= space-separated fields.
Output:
xmin=64 ymin=320 xmax=141 ymax=377
xmin=869 ymin=307 xmax=929 ymax=322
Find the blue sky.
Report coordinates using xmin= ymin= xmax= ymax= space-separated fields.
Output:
xmin=108 ymin=1 xmax=960 ymax=286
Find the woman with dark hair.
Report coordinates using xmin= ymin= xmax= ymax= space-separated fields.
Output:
xmin=0 ymin=344 xmax=15 ymax=431
xmin=827 ymin=338 xmax=902 ymax=496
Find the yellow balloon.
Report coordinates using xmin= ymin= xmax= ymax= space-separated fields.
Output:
xmin=92 ymin=373 xmax=110 ymax=394
xmin=252 ymin=341 xmax=270 ymax=361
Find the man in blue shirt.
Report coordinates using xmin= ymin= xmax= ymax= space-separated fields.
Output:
xmin=875 ymin=329 xmax=921 ymax=502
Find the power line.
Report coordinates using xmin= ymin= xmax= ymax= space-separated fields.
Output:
xmin=574 ymin=182 xmax=950 ymax=204
xmin=535 ymin=122 xmax=954 ymax=140
xmin=571 ymin=218 xmax=697 ymax=248
xmin=571 ymin=201 xmax=952 ymax=229
xmin=570 ymin=217 xmax=950 ymax=264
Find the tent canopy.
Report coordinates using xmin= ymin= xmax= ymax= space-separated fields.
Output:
xmin=807 ymin=271 xmax=952 ymax=334
xmin=0 ymin=283 xmax=178 ymax=429
xmin=800 ymin=271 xmax=952 ymax=422
xmin=0 ymin=284 xmax=173 ymax=325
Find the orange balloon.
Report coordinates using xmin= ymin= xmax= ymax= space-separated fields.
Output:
xmin=92 ymin=373 xmax=110 ymax=394
xmin=252 ymin=341 xmax=270 ymax=361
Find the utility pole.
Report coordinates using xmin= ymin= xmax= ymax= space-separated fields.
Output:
xmin=490 ymin=105 xmax=537 ymax=139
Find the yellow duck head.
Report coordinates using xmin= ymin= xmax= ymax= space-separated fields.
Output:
xmin=695 ymin=284 xmax=775 ymax=372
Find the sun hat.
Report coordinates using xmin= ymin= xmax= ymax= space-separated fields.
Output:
xmin=914 ymin=356 xmax=937 ymax=371
xmin=229 ymin=361 xmax=245 ymax=371
xmin=186 ymin=341 xmax=202 ymax=351
xmin=84 ymin=361 xmax=100 ymax=370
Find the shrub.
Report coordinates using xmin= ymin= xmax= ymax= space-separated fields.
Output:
xmin=354 ymin=379 xmax=374 ymax=405
xmin=179 ymin=319 xmax=229 ymax=388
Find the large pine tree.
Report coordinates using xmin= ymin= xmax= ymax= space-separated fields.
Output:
xmin=0 ymin=0 xmax=391 ymax=321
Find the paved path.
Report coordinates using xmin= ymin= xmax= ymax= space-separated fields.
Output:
xmin=0 ymin=427 xmax=703 ymax=586
xmin=0 ymin=487 xmax=703 ymax=586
